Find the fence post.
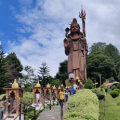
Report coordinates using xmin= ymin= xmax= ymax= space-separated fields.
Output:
xmin=61 ymin=100 xmax=63 ymax=120
xmin=57 ymin=97 xmax=58 ymax=105
xmin=19 ymin=103 xmax=21 ymax=120
xmin=50 ymin=100 xmax=51 ymax=110
xmin=43 ymin=96 xmax=45 ymax=110
xmin=34 ymin=107 xmax=36 ymax=120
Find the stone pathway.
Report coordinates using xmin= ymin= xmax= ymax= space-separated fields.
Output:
xmin=37 ymin=93 xmax=70 ymax=120
xmin=37 ymin=103 xmax=67 ymax=120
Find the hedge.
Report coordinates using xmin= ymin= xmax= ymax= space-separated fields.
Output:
xmin=84 ymin=79 xmax=94 ymax=89
xmin=64 ymin=89 xmax=99 ymax=120
xmin=114 ymin=89 xmax=120 ymax=93
xmin=91 ymin=88 xmax=106 ymax=100
xmin=112 ymin=86 xmax=117 ymax=90
xmin=110 ymin=90 xmax=119 ymax=98
xmin=117 ymin=83 xmax=120 ymax=89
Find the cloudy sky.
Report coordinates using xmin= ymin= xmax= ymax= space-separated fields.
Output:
xmin=0 ymin=0 xmax=120 ymax=77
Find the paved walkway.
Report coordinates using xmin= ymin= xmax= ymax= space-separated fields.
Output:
xmin=37 ymin=103 xmax=67 ymax=120
xmin=37 ymin=93 xmax=70 ymax=120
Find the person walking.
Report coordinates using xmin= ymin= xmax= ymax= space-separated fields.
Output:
xmin=36 ymin=93 xmax=40 ymax=103
xmin=0 ymin=95 xmax=6 ymax=120
xmin=59 ymin=88 xmax=65 ymax=120
xmin=65 ymin=89 xmax=68 ymax=102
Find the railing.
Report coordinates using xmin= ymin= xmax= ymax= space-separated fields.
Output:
xmin=3 ymin=102 xmax=36 ymax=120
xmin=21 ymin=102 xmax=36 ymax=120
xmin=3 ymin=95 xmax=60 ymax=120
xmin=3 ymin=103 xmax=20 ymax=120
xmin=43 ymin=95 xmax=59 ymax=110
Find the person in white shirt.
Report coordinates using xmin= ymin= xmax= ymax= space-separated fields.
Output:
xmin=36 ymin=93 xmax=40 ymax=103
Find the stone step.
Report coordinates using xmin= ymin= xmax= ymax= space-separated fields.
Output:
xmin=37 ymin=93 xmax=70 ymax=120
xmin=37 ymin=104 xmax=67 ymax=120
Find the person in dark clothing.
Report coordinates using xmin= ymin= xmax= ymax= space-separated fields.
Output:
xmin=59 ymin=88 xmax=65 ymax=120
xmin=65 ymin=89 xmax=68 ymax=102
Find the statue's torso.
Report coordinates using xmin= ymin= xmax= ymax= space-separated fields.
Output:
xmin=68 ymin=36 xmax=84 ymax=53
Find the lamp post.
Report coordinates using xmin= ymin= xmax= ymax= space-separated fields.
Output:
xmin=69 ymin=73 xmax=74 ymax=95
xmin=76 ymin=77 xmax=79 ymax=91
xmin=99 ymin=74 xmax=102 ymax=87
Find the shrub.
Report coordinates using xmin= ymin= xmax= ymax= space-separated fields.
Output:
xmin=22 ymin=92 xmax=33 ymax=112
xmin=91 ymin=88 xmax=106 ymax=100
xmin=104 ymin=87 xmax=108 ymax=92
xmin=110 ymin=90 xmax=119 ymax=98
xmin=112 ymin=86 xmax=117 ymax=90
xmin=114 ymin=89 xmax=120 ymax=93
xmin=117 ymin=83 xmax=120 ymax=89
xmin=64 ymin=89 xmax=99 ymax=120
xmin=117 ymin=102 xmax=120 ymax=106
xmin=84 ymin=79 xmax=94 ymax=89
xmin=101 ymin=85 xmax=106 ymax=88
xmin=101 ymin=85 xmax=108 ymax=92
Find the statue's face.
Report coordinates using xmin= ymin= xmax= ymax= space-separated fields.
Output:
xmin=71 ymin=24 xmax=79 ymax=33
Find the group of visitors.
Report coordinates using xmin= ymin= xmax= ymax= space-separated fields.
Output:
xmin=59 ymin=88 xmax=69 ymax=105
xmin=0 ymin=94 xmax=16 ymax=119
xmin=59 ymin=86 xmax=76 ymax=105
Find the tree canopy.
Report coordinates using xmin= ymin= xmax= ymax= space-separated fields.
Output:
xmin=3 ymin=52 xmax=23 ymax=82
xmin=87 ymin=51 xmax=116 ymax=84
xmin=38 ymin=61 xmax=50 ymax=87
xmin=89 ymin=42 xmax=106 ymax=54
xmin=19 ymin=65 xmax=38 ymax=88
xmin=0 ymin=45 xmax=9 ymax=94
xmin=104 ymin=44 xmax=120 ymax=66
xmin=55 ymin=60 xmax=68 ymax=86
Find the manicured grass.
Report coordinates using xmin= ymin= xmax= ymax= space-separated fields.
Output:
xmin=99 ymin=91 xmax=120 ymax=120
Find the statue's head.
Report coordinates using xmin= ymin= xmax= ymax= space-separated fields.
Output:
xmin=71 ymin=18 xmax=80 ymax=35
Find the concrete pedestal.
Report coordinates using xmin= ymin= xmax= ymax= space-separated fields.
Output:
xmin=3 ymin=113 xmax=24 ymax=120
xmin=31 ymin=103 xmax=43 ymax=110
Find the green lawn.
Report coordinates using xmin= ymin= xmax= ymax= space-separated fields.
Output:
xmin=99 ymin=91 xmax=120 ymax=120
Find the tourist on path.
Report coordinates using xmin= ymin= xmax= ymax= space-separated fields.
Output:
xmin=65 ymin=89 xmax=68 ymax=102
xmin=59 ymin=88 xmax=65 ymax=120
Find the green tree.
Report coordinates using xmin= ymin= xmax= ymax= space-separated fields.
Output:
xmin=55 ymin=60 xmax=68 ymax=86
xmin=3 ymin=52 xmax=23 ymax=82
xmin=89 ymin=42 xmax=106 ymax=54
xmin=104 ymin=44 xmax=120 ymax=66
xmin=19 ymin=65 xmax=38 ymax=87
xmin=24 ymin=82 xmax=32 ymax=92
xmin=84 ymin=79 xmax=94 ymax=89
xmin=117 ymin=67 xmax=120 ymax=82
xmin=87 ymin=51 xmax=116 ymax=85
xmin=49 ymin=79 xmax=60 ymax=88
xmin=38 ymin=61 xmax=50 ymax=87
xmin=0 ymin=45 xmax=9 ymax=94
xmin=108 ymin=77 xmax=115 ymax=83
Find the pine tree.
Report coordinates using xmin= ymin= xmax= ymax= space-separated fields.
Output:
xmin=0 ymin=45 xmax=8 ymax=94
xmin=3 ymin=52 xmax=23 ymax=82
xmin=38 ymin=62 xmax=50 ymax=87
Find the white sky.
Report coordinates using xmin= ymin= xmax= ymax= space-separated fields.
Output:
xmin=4 ymin=0 xmax=120 ymax=77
